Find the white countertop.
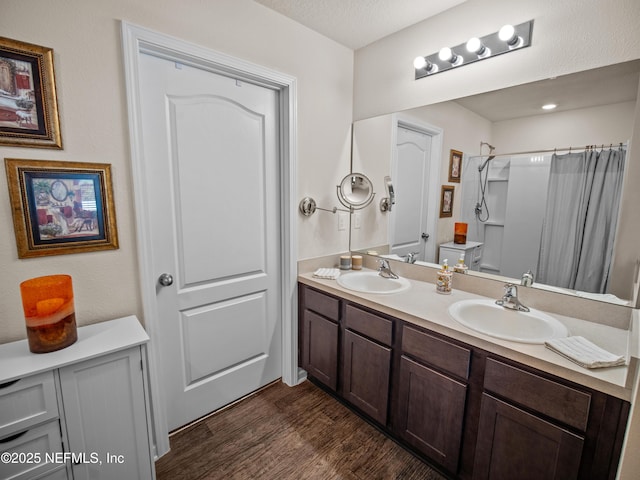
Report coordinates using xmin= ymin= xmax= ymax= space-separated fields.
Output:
xmin=0 ymin=315 xmax=149 ymax=384
xmin=299 ymin=270 xmax=638 ymax=401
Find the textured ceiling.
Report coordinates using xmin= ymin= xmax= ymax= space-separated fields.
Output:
xmin=254 ymin=0 xmax=467 ymax=49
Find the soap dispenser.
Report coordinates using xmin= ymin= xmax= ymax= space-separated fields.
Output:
xmin=453 ymin=253 xmax=468 ymax=274
xmin=436 ymin=259 xmax=453 ymax=294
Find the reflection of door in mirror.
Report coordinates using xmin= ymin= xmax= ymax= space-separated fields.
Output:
xmin=390 ymin=125 xmax=432 ymax=262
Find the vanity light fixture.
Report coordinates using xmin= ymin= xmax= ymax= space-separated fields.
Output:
xmin=414 ymin=20 xmax=533 ymax=80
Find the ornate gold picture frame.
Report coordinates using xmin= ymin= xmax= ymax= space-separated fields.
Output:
xmin=0 ymin=37 xmax=62 ymax=149
xmin=5 ymin=159 xmax=118 ymax=258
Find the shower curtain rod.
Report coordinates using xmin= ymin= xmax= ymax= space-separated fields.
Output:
xmin=471 ymin=141 xmax=628 ymax=158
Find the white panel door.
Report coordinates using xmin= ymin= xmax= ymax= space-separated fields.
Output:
xmin=390 ymin=125 xmax=432 ymax=260
xmin=139 ymin=53 xmax=282 ymax=431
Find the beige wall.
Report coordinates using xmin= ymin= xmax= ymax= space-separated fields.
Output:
xmin=0 ymin=0 xmax=353 ymax=342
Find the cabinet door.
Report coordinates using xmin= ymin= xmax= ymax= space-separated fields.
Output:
xmin=59 ymin=347 xmax=153 ymax=480
xmin=342 ymin=330 xmax=391 ymax=425
xmin=473 ymin=394 xmax=583 ymax=480
xmin=302 ymin=310 xmax=339 ymax=390
xmin=396 ymin=356 xmax=466 ymax=473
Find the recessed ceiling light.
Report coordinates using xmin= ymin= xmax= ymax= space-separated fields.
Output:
xmin=542 ymin=103 xmax=557 ymax=110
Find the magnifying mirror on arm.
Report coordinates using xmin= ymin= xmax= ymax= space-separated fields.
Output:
xmin=336 ymin=173 xmax=375 ymax=210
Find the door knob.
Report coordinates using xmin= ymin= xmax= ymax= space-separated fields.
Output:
xmin=158 ymin=273 xmax=174 ymax=287
xmin=421 ymin=233 xmax=430 ymax=240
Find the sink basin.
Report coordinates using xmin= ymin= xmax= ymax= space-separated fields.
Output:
xmin=337 ymin=271 xmax=410 ymax=294
xmin=448 ymin=299 xmax=569 ymax=344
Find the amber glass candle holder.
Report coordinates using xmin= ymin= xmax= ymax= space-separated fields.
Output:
xmin=454 ymin=222 xmax=468 ymax=244
xmin=20 ymin=275 xmax=77 ymax=354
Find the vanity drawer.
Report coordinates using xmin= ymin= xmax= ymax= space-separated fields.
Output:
xmin=0 ymin=371 xmax=59 ymax=440
xmin=484 ymin=358 xmax=591 ymax=431
xmin=303 ymin=287 xmax=340 ymax=321
xmin=345 ymin=304 xmax=393 ymax=346
xmin=402 ymin=326 xmax=470 ymax=380
xmin=0 ymin=420 xmax=64 ymax=480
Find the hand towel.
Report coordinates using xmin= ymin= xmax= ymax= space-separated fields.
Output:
xmin=313 ymin=268 xmax=341 ymax=280
xmin=545 ymin=336 xmax=626 ymax=369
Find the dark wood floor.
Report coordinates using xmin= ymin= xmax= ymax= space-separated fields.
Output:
xmin=156 ymin=379 xmax=447 ymax=480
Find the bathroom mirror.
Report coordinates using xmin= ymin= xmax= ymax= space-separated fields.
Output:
xmin=337 ymin=173 xmax=375 ymax=209
xmin=351 ymin=59 xmax=640 ymax=307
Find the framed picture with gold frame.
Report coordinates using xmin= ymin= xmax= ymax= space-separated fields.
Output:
xmin=5 ymin=158 xmax=118 ymax=258
xmin=448 ymin=149 xmax=463 ymax=183
xmin=0 ymin=36 xmax=62 ymax=149
xmin=440 ymin=185 xmax=454 ymax=218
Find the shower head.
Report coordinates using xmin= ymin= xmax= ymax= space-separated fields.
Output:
xmin=478 ymin=142 xmax=496 ymax=172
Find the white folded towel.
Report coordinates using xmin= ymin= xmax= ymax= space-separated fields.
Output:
xmin=545 ymin=336 xmax=626 ymax=369
xmin=313 ymin=268 xmax=341 ymax=280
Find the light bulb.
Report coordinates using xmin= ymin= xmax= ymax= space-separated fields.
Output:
xmin=499 ymin=24 xmax=522 ymax=47
xmin=438 ymin=47 xmax=453 ymax=62
xmin=499 ymin=24 xmax=516 ymax=42
xmin=466 ymin=37 xmax=490 ymax=57
xmin=542 ymin=103 xmax=557 ymax=110
xmin=413 ymin=56 xmax=427 ymax=70
xmin=466 ymin=37 xmax=481 ymax=53
xmin=439 ymin=47 xmax=462 ymax=65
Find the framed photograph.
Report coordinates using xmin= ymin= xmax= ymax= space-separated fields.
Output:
xmin=5 ymin=158 xmax=118 ymax=258
xmin=0 ymin=36 xmax=62 ymax=149
xmin=440 ymin=185 xmax=454 ymax=218
xmin=448 ymin=149 xmax=463 ymax=183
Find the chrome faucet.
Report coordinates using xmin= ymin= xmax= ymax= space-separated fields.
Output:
xmin=495 ymin=283 xmax=530 ymax=312
xmin=378 ymin=259 xmax=399 ymax=279
xmin=403 ymin=252 xmax=419 ymax=264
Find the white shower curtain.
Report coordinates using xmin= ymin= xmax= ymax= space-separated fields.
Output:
xmin=536 ymin=148 xmax=625 ymax=293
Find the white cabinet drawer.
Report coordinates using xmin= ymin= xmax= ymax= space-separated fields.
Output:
xmin=33 ymin=464 xmax=68 ymax=480
xmin=0 ymin=371 xmax=59 ymax=439
xmin=0 ymin=420 xmax=64 ymax=480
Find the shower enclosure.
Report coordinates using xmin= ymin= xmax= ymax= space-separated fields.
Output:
xmin=460 ymin=146 xmax=626 ymax=298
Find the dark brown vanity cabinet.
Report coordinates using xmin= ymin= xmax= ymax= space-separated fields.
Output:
xmin=299 ymin=286 xmax=393 ymax=424
xmin=473 ymin=358 xmax=629 ymax=480
xmin=298 ymin=283 xmax=630 ymax=480
xmin=396 ymin=326 xmax=471 ymax=474
xmin=473 ymin=359 xmax=587 ymax=480
xmin=299 ymin=286 xmax=340 ymax=390
xmin=342 ymin=304 xmax=393 ymax=425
